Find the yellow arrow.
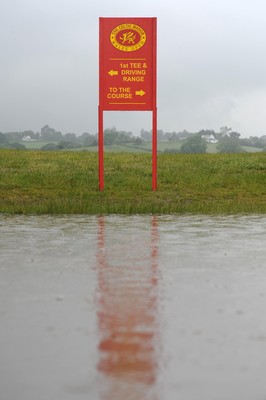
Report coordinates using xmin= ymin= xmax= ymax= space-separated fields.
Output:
xmin=135 ymin=90 xmax=145 ymax=96
xmin=108 ymin=69 xmax=118 ymax=76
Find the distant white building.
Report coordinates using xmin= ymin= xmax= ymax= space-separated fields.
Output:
xmin=22 ymin=135 xmax=33 ymax=141
xmin=201 ymin=134 xmax=218 ymax=144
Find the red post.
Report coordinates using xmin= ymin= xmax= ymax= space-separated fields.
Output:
xmin=152 ymin=108 xmax=157 ymax=191
xmin=98 ymin=106 xmax=104 ymax=191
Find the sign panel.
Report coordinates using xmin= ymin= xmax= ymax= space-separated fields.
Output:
xmin=98 ymin=17 xmax=157 ymax=191
xmin=99 ymin=17 xmax=157 ymax=111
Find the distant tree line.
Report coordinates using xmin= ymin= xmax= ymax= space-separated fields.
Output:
xmin=1 ymin=124 xmax=266 ymax=153
xmin=0 ymin=125 xmax=98 ymax=150
xmin=141 ymin=126 xmax=266 ymax=153
xmin=0 ymin=125 xmax=144 ymax=150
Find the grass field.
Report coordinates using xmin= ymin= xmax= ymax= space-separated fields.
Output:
xmin=1 ymin=149 xmax=266 ymax=214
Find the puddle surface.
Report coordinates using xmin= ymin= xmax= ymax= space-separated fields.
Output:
xmin=1 ymin=214 xmax=266 ymax=400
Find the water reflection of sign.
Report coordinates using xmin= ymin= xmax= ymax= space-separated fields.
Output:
xmin=96 ymin=217 xmax=160 ymax=399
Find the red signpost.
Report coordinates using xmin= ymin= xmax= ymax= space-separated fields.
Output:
xmin=99 ymin=17 xmax=157 ymax=190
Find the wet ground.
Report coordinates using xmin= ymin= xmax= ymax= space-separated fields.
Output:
xmin=1 ymin=214 xmax=266 ymax=400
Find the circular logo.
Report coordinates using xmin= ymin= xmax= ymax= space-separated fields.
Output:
xmin=110 ymin=23 xmax=146 ymax=52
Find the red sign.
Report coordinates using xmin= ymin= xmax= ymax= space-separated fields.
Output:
xmin=98 ymin=17 xmax=157 ymax=191
xmin=99 ymin=18 xmax=157 ymax=111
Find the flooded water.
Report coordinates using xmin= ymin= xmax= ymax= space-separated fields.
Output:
xmin=1 ymin=214 xmax=266 ymax=400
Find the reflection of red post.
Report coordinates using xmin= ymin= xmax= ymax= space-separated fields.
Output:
xmin=151 ymin=216 xmax=159 ymax=273
xmin=96 ymin=216 xmax=160 ymax=400
xmin=97 ymin=216 xmax=105 ymax=265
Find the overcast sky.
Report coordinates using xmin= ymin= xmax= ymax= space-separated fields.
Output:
xmin=1 ymin=0 xmax=266 ymax=137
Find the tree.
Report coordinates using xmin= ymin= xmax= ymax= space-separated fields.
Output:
xmin=41 ymin=143 xmax=61 ymax=151
xmin=217 ymin=137 xmax=244 ymax=153
xmin=140 ymin=129 xmax=168 ymax=142
xmin=104 ymin=127 xmax=133 ymax=145
xmin=83 ymin=134 xmax=97 ymax=147
xmin=220 ymin=126 xmax=232 ymax=137
xmin=134 ymin=137 xmax=144 ymax=145
xmin=157 ymin=130 xmax=165 ymax=141
xmin=57 ymin=140 xmax=82 ymax=149
xmin=239 ymin=136 xmax=266 ymax=148
xmin=40 ymin=125 xmax=62 ymax=141
xmin=10 ymin=142 xmax=26 ymax=150
xmin=180 ymin=135 xmax=207 ymax=153
xmin=140 ymin=129 xmax=152 ymax=141
xmin=0 ymin=132 xmax=9 ymax=144
xmin=229 ymin=131 xmax=240 ymax=140
xmin=104 ymin=127 xmax=119 ymax=145
xmin=64 ymin=133 xmax=77 ymax=142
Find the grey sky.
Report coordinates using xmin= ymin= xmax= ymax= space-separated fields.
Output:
xmin=1 ymin=0 xmax=266 ymax=137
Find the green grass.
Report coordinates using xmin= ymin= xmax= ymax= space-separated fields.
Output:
xmin=1 ymin=149 xmax=266 ymax=214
